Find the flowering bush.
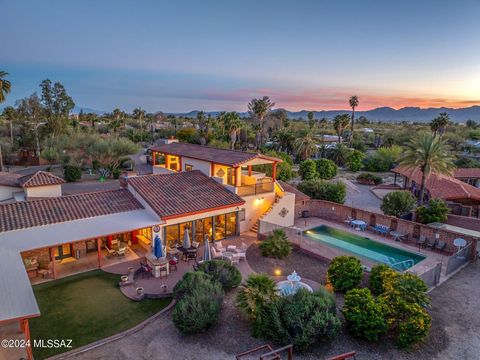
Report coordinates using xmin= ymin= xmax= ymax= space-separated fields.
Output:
xmin=327 ymin=256 xmax=363 ymax=292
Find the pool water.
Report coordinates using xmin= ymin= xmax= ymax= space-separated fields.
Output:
xmin=303 ymin=225 xmax=425 ymax=271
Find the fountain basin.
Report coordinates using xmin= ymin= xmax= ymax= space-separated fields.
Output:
xmin=276 ymin=280 xmax=313 ymax=296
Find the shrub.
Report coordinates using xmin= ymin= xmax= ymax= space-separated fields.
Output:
xmin=173 ymin=271 xmax=215 ymax=300
xmin=416 ymin=199 xmax=449 ymax=224
xmin=256 ymin=289 xmax=340 ymax=351
xmin=63 ymin=165 xmax=82 ymax=182
xmin=396 ymin=303 xmax=431 ymax=350
xmin=369 ymin=264 xmax=398 ymax=295
xmin=197 ymin=259 xmax=241 ymax=290
xmin=346 ymin=150 xmax=365 ymax=172
xmin=172 ymin=283 xmax=224 ymax=334
xmin=363 ymin=145 xmax=402 ymax=172
xmin=327 ymin=256 xmax=363 ymax=292
xmin=380 ymin=191 xmax=416 ymax=218
xmin=254 ymin=151 xmax=294 ymax=181
xmin=297 ymin=179 xmax=346 ymax=204
xmin=236 ymin=273 xmax=278 ymax=321
xmin=315 ymin=158 xmax=338 ymax=179
xmin=356 ymin=172 xmax=382 ymax=185
xmin=387 ymin=273 xmax=429 ymax=307
xmin=299 ymin=159 xmax=317 ymax=180
xmin=259 ymin=229 xmax=292 ymax=259
xmin=343 ymin=288 xmax=388 ymax=341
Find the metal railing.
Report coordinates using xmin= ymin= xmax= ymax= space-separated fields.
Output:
xmin=445 ymin=242 xmax=472 ymax=275
xmin=237 ymin=179 xmax=275 ymax=196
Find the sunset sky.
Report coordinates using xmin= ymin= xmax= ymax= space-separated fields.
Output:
xmin=2 ymin=0 xmax=480 ymax=112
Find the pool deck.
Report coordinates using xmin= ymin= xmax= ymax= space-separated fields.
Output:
xmin=292 ymin=217 xmax=447 ymax=277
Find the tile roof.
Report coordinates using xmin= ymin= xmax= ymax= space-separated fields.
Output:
xmin=128 ymin=170 xmax=245 ymax=219
xmin=0 ymin=189 xmax=143 ymax=232
xmin=0 ymin=172 xmax=22 ymax=187
xmin=277 ymin=180 xmax=311 ymax=201
xmin=392 ymin=165 xmax=480 ymax=202
xmin=453 ymin=168 xmax=480 ymax=179
xmin=150 ymin=142 xmax=282 ymax=167
xmin=18 ymin=171 xmax=65 ymax=188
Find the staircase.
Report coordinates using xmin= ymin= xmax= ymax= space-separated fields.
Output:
xmin=250 ymin=195 xmax=281 ymax=233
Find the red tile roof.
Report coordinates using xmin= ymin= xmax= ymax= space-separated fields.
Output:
xmin=128 ymin=170 xmax=245 ymax=219
xmin=277 ymin=180 xmax=311 ymax=201
xmin=18 ymin=171 xmax=65 ymax=188
xmin=453 ymin=168 xmax=480 ymax=179
xmin=150 ymin=142 xmax=282 ymax=167
xmin=392 ymin=165 xmax=480 ymax=202
xmin=0 ymin=172 xmax=22 ymax=187
xmin=0 ymin=189 xmax=143 ymax=232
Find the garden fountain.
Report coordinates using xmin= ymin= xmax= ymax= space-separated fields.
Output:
xmin=276 ymin=270 xmax=313 ymax=296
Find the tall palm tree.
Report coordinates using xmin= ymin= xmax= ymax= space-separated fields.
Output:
xmin=430 ymin=112 xmax=450 ymax=137
xmin=248 ymin=96 xmax=274 ymax=148
xmin=221 ymin=112 xmax=243 ymax=149
xmin=399 ymin=132 xmax=456 ymax=205
xmin=133 ymin=107 xmax=146 ymax=142
xmin=349 ymin=95 xmax=359 ymax=145
xmin=293 ymin=131 xmax=317 ymax=160
xmin=0 ymin=71 xmax=11 ymax=103
xmin=333 ymin=114 xmax=350 ymax=142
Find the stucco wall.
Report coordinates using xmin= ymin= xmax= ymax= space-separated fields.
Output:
xmin=0 ymin=185 xmax=21 ymax=201
xmin=25 ymin=185 xmax=62 ymax=198
xmin=181 ymin=157 xmax=212 ymax=176
xmin=261 ymin=192 xmax=296 ymax=228
xmin=239 ymin=192 xmax=276 ymax=233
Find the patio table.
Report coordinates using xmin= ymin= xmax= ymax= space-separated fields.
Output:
xmin=390 ymin=231 xmax=408 ymax=242
xmin=351 ymin=220 xmax=366 ymax=231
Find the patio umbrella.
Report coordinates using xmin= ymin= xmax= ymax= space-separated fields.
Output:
xmin=183 ymin=228 xmax=191 ymax=249
xmin=154 ymin=235 xmax=163 ymax=259
xmin=203 ymin=235 xmax=211 ymax=262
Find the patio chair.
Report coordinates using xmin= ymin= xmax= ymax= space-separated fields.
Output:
xmin=215 ymin=241 xmax=226 ymax=253
xmin=235 ymin=249 xmax=246 ymax=261
xmin=186 ymin=251 xmax=197 ymax=263
xmin=159 ymin=265 xmax=168 ymax=279
xmin=169 ymin=258 xmax=178 ymax=271
xmin=105 ymin=245 xmax=117 ymax=257
xmin=117 ymin=246 xmax=127 ymax=256
xmin=417 ymin=235 xmax=427 ymax=248
xmin=426 ymin=237 xmax=437 ymax=249
xmin=230 ymin=253 xmax=240 ymax=265
xmin=191 ymin=241 xmax=200 ymax=249
xmin=211 ymin=247 xmax=223 ymax=259
xmin=140 ymin=263 xmax=153 ymax=279
xmin=344 ymin=216 xmax=353 ymax=227
xmin=435 ymin=240 xmax=447 ymax=253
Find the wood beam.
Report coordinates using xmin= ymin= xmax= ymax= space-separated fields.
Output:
xmin=211 ymin=162 xmax=215 ymax=177
xmin=97 ymin=238 xmax=103 ymax=268
xmin=234 ymin=167 xmax=241 ymax=187
xmin=49 ymin=247 xmax=57 ymax=279
xmin=272 ymin=162 xmax=277 ymax=180
xmin=248 ymin=165 xmax=252 ymax=176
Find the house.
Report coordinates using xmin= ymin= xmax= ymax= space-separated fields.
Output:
xmin=0 ymin=145 xmax=296 ymax=344
xmin=392 ymin=165 xmax=480 ymax=217
xmin=0 ymin=171 xmax=65 ymax=202
xmin=453 ymin=168 xmax=480 ymax=188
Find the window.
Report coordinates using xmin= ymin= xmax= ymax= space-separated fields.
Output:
xmin=226 ymin=212 xmax=237 ymax=236
xmin=165 ymin=225 xmax=179 ymax=247
xmin=185 ymin=164 xmax=193 ymax=171
xmin=215 ymin=214 xmax=226 ymax=240
xmin=238 ymin=208 xmax=246 ymax=221
xmin=226 ymin=167 xmax=235 ymax=186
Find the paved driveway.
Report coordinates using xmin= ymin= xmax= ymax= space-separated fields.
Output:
xmin=342 ymin=180 xmax=382 ymax=213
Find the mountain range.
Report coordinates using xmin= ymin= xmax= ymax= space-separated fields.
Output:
xmin=73 ymin=105 xmax=480 ymax=123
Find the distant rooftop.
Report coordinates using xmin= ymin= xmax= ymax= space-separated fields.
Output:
xmin=150 ymin=142 xmax=282 ymax=167
xmin=0 ymin=170 xmax=65 ymax=188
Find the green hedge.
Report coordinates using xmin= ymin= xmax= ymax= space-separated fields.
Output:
xmin=327 ymin=256 xmax=363 ymax=292
xmin=197 ymin=260 xmax=241 ymax=290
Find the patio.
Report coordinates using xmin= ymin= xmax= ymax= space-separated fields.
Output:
xmin=104 ymin=233 xmax=257 ymax=300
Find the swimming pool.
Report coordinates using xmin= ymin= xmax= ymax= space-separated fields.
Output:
xmin=303 ymin=225 xmax=425 ymax=271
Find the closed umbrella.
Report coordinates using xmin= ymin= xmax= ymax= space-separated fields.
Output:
xmin=154 ymin=235 xmax=163 ymax=259
xmin=203 ymin=235 xmax=211 ymax=262
xmin=183 ymin=228 xmax=191 ymax=249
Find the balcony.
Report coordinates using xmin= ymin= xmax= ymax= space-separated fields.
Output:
xmin=236 ymin=179 xmax=275 ymax=196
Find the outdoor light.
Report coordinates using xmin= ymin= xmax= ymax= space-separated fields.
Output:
xmin=274 ymin=268 xmax=282 ymax=276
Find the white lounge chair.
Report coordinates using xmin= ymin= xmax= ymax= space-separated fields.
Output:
xmin=211 ymin=246 xmax=223 ymax=259
xmin=215 ymin=241 xmax=226 ymax=253
xmin=117 ymin=246 xmax=127 ymax=256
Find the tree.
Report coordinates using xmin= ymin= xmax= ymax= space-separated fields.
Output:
xmin=349 ymin=96 xmax=359 ymax=145
xmin=416 ymin=199 xmax=449 ymax=224
xmin=307 ymin=111 xmax=315 ymax=129
xmin=346 ymin=150 xmax=365 ymax=172
xmin=237 ymin=273 xmax=278 ymax=321
xmin=466 ymin=120 xmax=477 ymax=129
xmin=381 ymin=191 xmax=416 ymax=217
xmin=333 ymin=114 xmax=350 ymax=142
xmin=133 ymin=107 xmax=146 ymax=142
xmin=248 ymin=96 xmax=274 ymax=148
xmin=315 ymin=158 xmax=338 ymax=179
xmin=293 ymin=131 xmax=317 ymax=160
xmin=40 ymin=79 xmax=75 ymax=136
xmin=298 ymin=179 xmax=346 ymax=203
xmin=399 ymin=133 xmax=456 ymax=205
xmin=16 ymin=93 xmax=44 ymax=155
xmin=430 ymin=112 xmax=450 ymax=137
xmin=299 ymin=159 xmax=317 ymax=180
xmin=2 ymin=106 xmax=16 ymax=145
xmin=220 ymin=112 xmax=243 ymax=149
xmin=0 ymin=71 xmax=11 ymax=103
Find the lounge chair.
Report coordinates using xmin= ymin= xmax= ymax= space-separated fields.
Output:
xmin=215 ymin=241 xmax=226 ymax=253
xmin=435 ymin=240 xmax=447 ymax=253
xmin=211 ymin=247 xmax=223 ymax=259
xmin=105 ymin=246 xmax=117 ymax=257
xmin=373 ymin=224 xmax=390 ymax=235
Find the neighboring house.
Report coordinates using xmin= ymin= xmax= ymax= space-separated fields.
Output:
xmin=453 ymin=168 xmax=480 ymax=188
xmin=392 ymin=165 xmax=480 ymax=217
xmin=0 ymin=144 xmax=297 ymax=341
xmin=0 ymin=171 xmax=65 ymax=202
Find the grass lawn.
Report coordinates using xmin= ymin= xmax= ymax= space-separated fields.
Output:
xmin=30 ymin=269 xmax=171 ymax=359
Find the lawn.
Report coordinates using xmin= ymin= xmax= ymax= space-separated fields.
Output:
xmin=30 ymin=269 xmax=171 ymax=359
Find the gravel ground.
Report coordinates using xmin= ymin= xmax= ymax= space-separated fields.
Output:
xmin=71 ymin=256 xmax=480 ymax=360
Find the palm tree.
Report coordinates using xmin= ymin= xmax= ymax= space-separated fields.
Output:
xmin=430 ymin=112 xmax=450 ymax=137
xmin=248 ymin=96 xmax=274 ymax=148
xmin=333 ymin=114 xmax=350 ymax=143
xmin=2 ymin=106 xmax=16 ymax=145
xmin=349 ymin=95 xmax=359 ymax=145
xmin=133 ymin=107 xmax=146 ymax=142
xmin=399 ymin=132 xmax=456 ymax=205
xmin=293 ymin=131 xmax=317 ymax=160
xmin=221 ymin=112 xmax=243 ymax=149
xmin=307 ymin=111 xmax=316 ymax=130
xmin=0 ymin=71 xmax=11 ymax=103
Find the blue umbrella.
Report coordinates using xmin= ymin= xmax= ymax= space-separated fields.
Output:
xmin=154 ymin=235 xmax=163 ymax=259
xmin=183 ymin=228 xmax=191 ymax=249
xmin=203 ymin=235 xmax=211 ymax=262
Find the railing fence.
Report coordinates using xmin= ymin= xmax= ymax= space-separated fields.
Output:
xmin=445 ymin=242 xmax=472 ymax=276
